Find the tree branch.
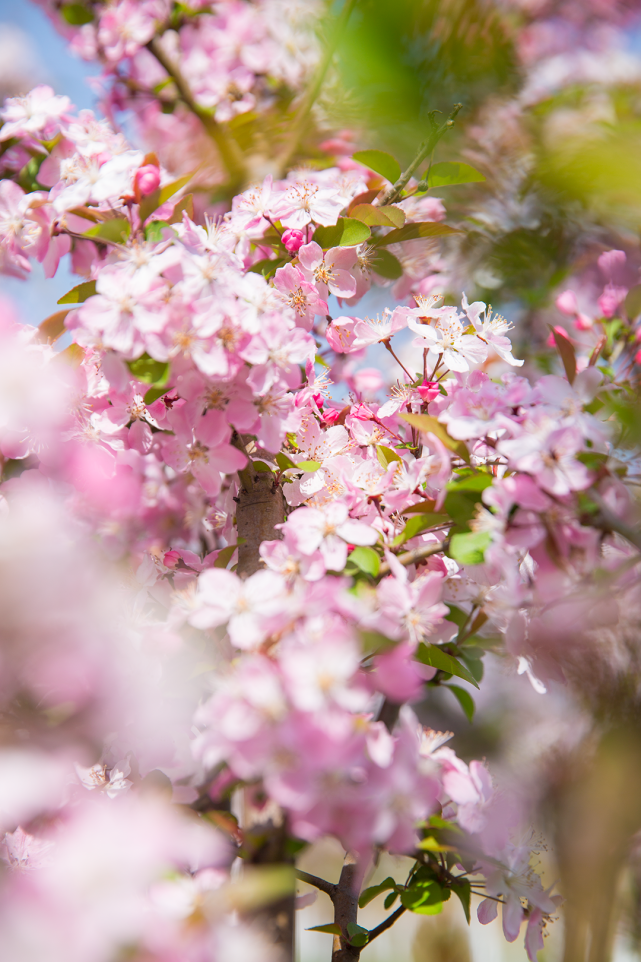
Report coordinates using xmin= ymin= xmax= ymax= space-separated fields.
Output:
xmin=276 ymin=0 xmax=358 ymax=173
xmin=366 ymin=905 xmax=406 ymax=943
xmin=377 ymin=540 xmax=449 ymax=578
xmin=377 ymin=103 xmax=463 ymax=206
xmin=146 ymin=38 xmax=246 ymax=187
xmin=296 ymin=869 xmax=337 ymax=899
xmin=332 ymin=852 xmax=362 ymax=962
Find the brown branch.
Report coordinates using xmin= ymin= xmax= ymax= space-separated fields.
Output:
xmin=366 ymin=905 xmax=406 ymax=943
xmin=332 ymin=852 xmax=362 ymax=962
xmin=146 ymin=38 xmax=246 ymax=187
xmin=377 ymin=540 xmax=449 ymax=578
xmin=296 ymin=870 xmax=337 ymax=899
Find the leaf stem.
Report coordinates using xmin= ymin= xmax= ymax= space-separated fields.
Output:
xmin=377 ymin=103 xmax=463 ymax=207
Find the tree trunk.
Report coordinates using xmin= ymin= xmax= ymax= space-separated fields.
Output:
xmin=235 ymin=469 xmax=293 ymax=959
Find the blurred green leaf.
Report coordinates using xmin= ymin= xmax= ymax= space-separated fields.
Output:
xmin=84 ymin=219 xmax=131 ymax=244
xmin=417 ymin=643 xmax=480 ymax=687
xmin=374 ymin=221 xmax=461 ymax=245
xmin=448 ymin=530 xmax=491 ymax=565
xmin=61 ymin=3 xmax=94 ymax=24
xmin=446 ymin=684 xmax=475 ymax=721
xmin=392 ymin=512 xmax=450 ymax=546
xmin=349 ymin=546 xmax=380 ymax=577
xmin=427 ymin=161 xmax=485 ymax=187
xmin=350 ymin=203 xmax=405 ymax=228
xmin=401 ymin=412 xmax=469 ymax=462
xmin=352 ymin=149 xmax=401 ymax=183
xmin=369 ymin=248 xmax=403 ymax=279
xmin=126 ymin=354 xmax=170 ymax=387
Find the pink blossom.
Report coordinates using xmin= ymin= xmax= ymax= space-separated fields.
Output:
xmin=0 ymin=84 xmax=71 ymax=141
xmin=189 ymin=568 xmax=288 ymax=648
xmin=161 ymin=407 xmax=247 ymax=496
xmin=271 ymin=179 xmax=344 ymax=229
xmin=298 ymin=241 xmax=357 ymax=299
xmin=273 ymin=262 xmax=328 ymax=329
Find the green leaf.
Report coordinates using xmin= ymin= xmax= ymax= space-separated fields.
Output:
xmin=61 ymin=3 xmax=94 ymax=24
xmin=213 ymin=545 xmax=238 ymax=569
xmin=349 ymin=546 xmax=380 ymax=577
xmin=401 ymin=883 xmax=444 ymax=915
xmin=346 ymin=923 xmax=370 ymax=947
xmin=448 ymin=531 xmax=491 ymax=566
xmin=84 ymin=218 xmax=131 ymax=244
xmin=248 ymin=257 xmax=286 ymax=279
xmin=143 ymin=386 xmax=170 ymax=405
xmin=312 ymin=218 xmax=371 ymax=250
xmin=126 ymin=354 xmax=170 ymax=387
xmin=352 ymin=149 xmax=401 ymax=184
xmin=445 ymin=604 xmax=468 ymax=629
xmin=253 ymin=460 xmax=273 ymax=473
xmin=451 ymin=878 xmax=471 ymax=924
xmin=374 ymin=222 xmax=462 ymax=246
xmin=57 ymin=280 xmax=97 ymax=305
xmin=376 ymin=444 xmax=402 ymax=469
xmin=349 ymin=203 xmax=405 ymax=228
xmin=427 ymin=162 xmax=486 ymax=188
xmin=139 ymin=168 xmax=198 ymax=222
xmin=446 ymin=684 xmax=475 ymax=722
xmin=402 ymin=500 xmax=439 ymax=515
xmin=168 ymin=193 xmax=194 ymax=224
xmin=37 ymin=309 xmax=69 ymax=344
xmin=446 ymin=472 xmax=493 ymax=494
xmin=358 ymin=877 xmax=397 ymax=909
xmin=145 ymin=221 xmax=170 ymax=243
xmin=417 ymin=644 xmax=480 ymax=688
xmin=307 ymin=923 xmax=342 ymax=935
xmin=275 ymin=452 xmax=298 ymax=472
xmin=294 ymin=460 xmax=321 ymax=472
xmin=369 ymin=248 xmax=403 ymax=280
xmin=384 ymin=890 xmax=399 ymax=909
xmin=400 ymin=413 xmax=469 ymax=463
xmin=392 ymin=512 xmax=450 ymax=546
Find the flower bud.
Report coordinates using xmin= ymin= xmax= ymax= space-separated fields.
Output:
xmin=417 ymin=380 xmax=439 ymax=402
xmin=282 ymin=229 xmax=305 ymax=253
xmin=135 ymin=164 xmax=161 ymax=197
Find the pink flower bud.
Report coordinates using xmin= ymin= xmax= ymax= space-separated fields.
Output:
xmin=135 ymin=164 xmax=161 ymax=197
xmin=417 ymin=380 xmax=439 ymax=402
xmin=163 ymin=550 xmax=180 ymax=569
xmin=635 ymin=348 xmax=641 ymax=365
xmin=573 ymin=313 xmax=593 ymax=331
xmin=322 ymin=407 xmax=341 ymax=424
xmin=555 ymin=290 xmax=578 ymax=315
xmin=282 ymin=229 xmax=305 ymax=253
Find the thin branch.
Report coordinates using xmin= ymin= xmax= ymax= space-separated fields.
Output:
xmin=377 ymin=103 xmax=463 ymax=207
xmin=378 ymin=540 xmax=449 ymax=577
xmin=382 ymin=339 xmax=414 ymax=382
xmin=366 ymin=905 xmax=406 ymax=943
xmin=296 ymin=869 xmax=337 ymax=899
xmin=276 ymin=0 xmax=358 ymax=173
xmin=146 ymin=38 xmax=246 ymax=186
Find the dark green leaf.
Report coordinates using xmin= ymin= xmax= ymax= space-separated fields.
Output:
xmin=84 ymin=218 xmax=131 ymax=244
xmin=352 ymin=149 xmax=401 ymax=184
xmin=312 ymin=218 xmax=371 ymax=250
xmin=358 ymin=877 xmax=397 ymax=909
xmin=213 ymin=545 xmax=238 ymax=569
xmin=446 ymin=473 xmax=493 ymax=493
xmin=307 ymin=923 xmax=342 ymax=935
xmin=346 ymin=923 xmax=370 ymax=947
xmin=417 ymin=644 xmax=480 ymax=688
xmin=143 ymin=386 xmax=170 ymax=405
xmin=374 ymin=222 xmax=462 ymax=246
xmin=369 ymin=248 xmax=403 ymax=279
xmin=448 ymin=531 xmax=491 ymax=566
xmin=61 ymin=3 xmax=94 ymax=25
xmin=253 ymin=461 xmax=273 ymax=473
xmin=126 ymin=354 xmax=170 ymax=387
xmin=349 ymin=546 xmax=380 ymax=577
xmin=451 ymin=878 xmax=471 ymax=924
xmin=57 ymin=280 xmax=97 ymax=305
xmin=384 ymin=890 xmax=399 ymax=909
xmin=444 ymin=604 xmax=468 ymax=628
xmin=427 ymin=162 xmax=486 ymax=188
xmin=446 ymin=684 xmax=475 ymax=722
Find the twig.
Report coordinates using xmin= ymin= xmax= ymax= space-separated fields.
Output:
xmin=276 ymin=0 xmax=358 ymax=173
xmin=382 ymin=339 xmax=414 ymax=382
xmin=377 ymin=103 xmax=463 ymax=207
xmin=366 ymin=906 xmax=406 ymax=943
xmin=296 ymin=870 xmax=337 ymax=898
xmin=146 ymin=38 xmax=246 ymax=187
xmin=378 ymin=540 xmax=449 ymax=577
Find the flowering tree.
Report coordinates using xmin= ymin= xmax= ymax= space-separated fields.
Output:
xmin=1 ymin=2 xmax=641 ymax=961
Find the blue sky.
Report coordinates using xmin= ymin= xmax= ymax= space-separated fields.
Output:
xmin=0 ymin=0 xmax=98 ymax=325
